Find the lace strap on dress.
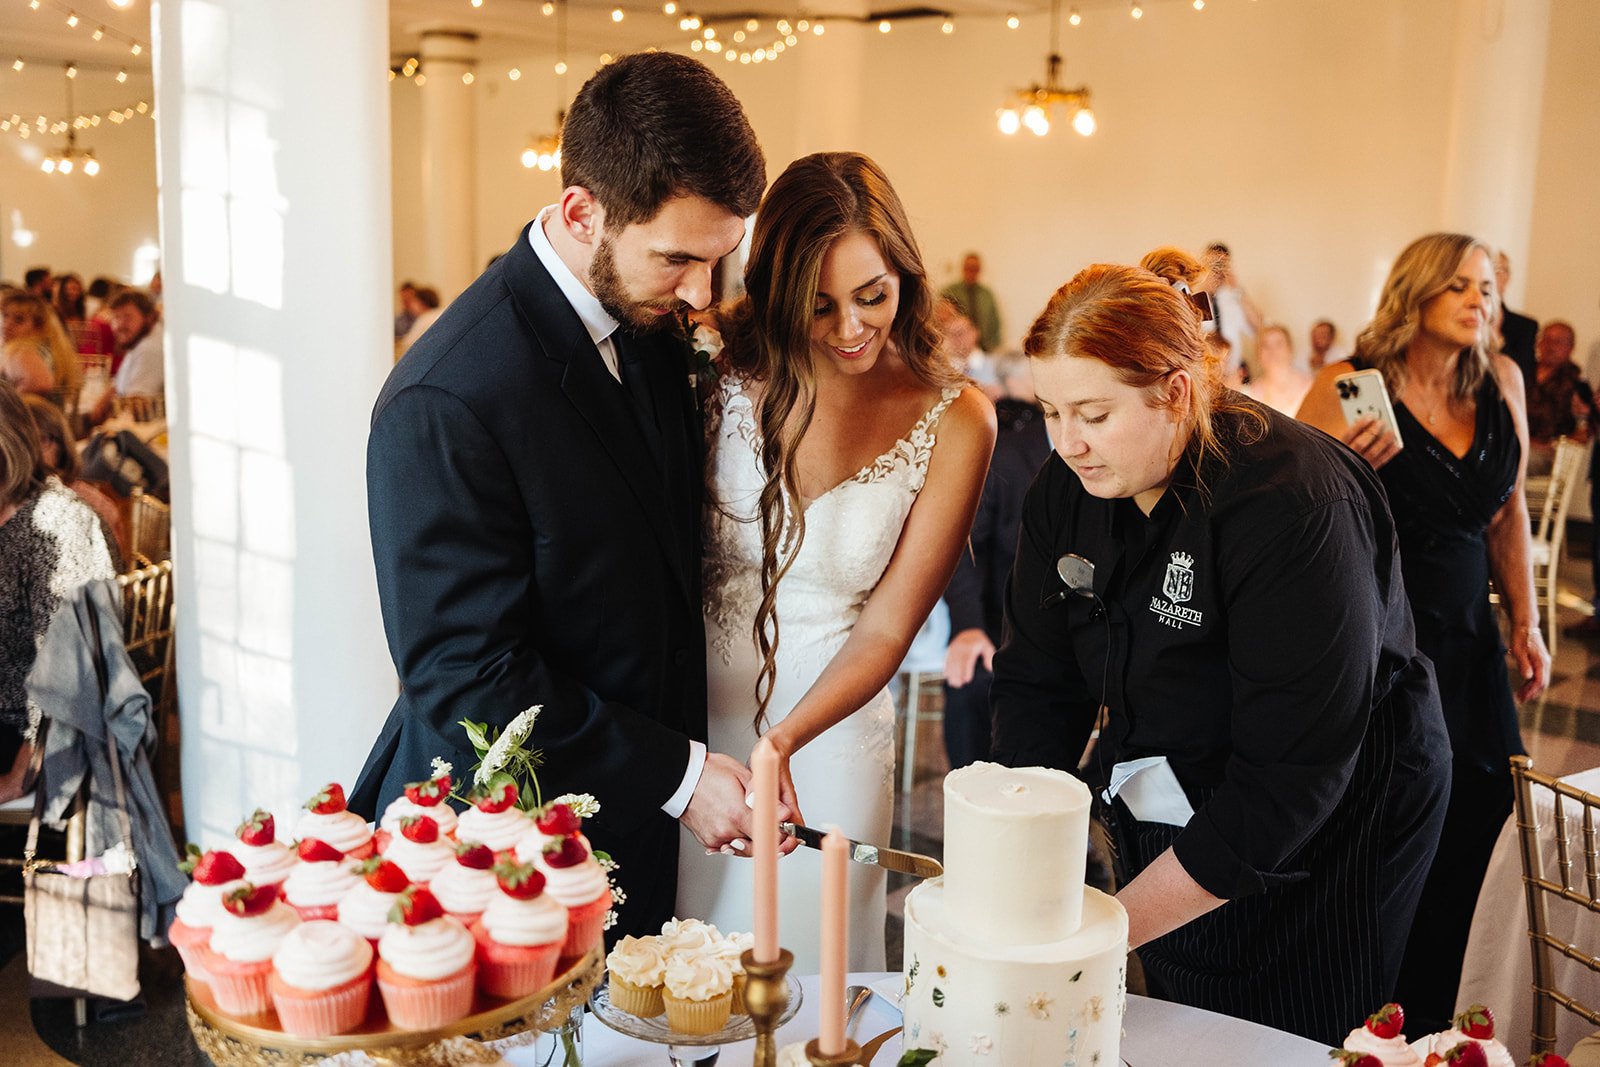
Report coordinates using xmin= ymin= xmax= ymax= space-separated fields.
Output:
xmin=852 ymin=385 xmax=965 ymax=492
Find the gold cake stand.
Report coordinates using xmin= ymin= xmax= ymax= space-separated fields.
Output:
xmin=185 ymin=945 xmax=604 ymax=1066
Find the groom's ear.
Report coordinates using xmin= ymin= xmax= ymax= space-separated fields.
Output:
xmin=558 ymin=186 xmax=603 ymax=246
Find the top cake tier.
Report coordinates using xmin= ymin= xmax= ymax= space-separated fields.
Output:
xmin=944 ymin=763 xmax=1091 ymax=947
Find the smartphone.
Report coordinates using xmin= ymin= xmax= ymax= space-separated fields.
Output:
xmin=1334 ymin=368 xmax=1404 ymax=448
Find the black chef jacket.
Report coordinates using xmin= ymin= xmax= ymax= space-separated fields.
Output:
xmin=990 ymin=399 xmax=1451 ymax=1043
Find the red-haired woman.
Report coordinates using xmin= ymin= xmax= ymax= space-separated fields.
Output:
xmin=989 ymin=263 xmax=1449 ymax=1043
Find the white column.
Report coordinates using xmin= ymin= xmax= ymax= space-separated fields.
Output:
xmin=420 ymin=30 xmax=479 ymax=301
xmin=1438 ymin=0 xmax=1554 ymax=288
xmin=151 ymin=0 xmax=396 ymax=845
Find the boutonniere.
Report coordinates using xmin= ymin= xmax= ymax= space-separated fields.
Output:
xmin=682 ymin=315 xmax=724 ymax=391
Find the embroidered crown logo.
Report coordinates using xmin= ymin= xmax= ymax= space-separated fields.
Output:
xmin=1163 ymin=551 xmax=1195 ymax=604
xmin=1169 ymin=551 xmax=1194 ymax=570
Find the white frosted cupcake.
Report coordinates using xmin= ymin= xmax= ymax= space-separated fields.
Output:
xmin=384 ymin=815 xmax=454 ymax=884
xmin=535 ymin=834 xmax=612 ymax=955
xmin=282 ymin=839 xmax=360 ymax=922
xmin=1342 ymin=1004 xmax=1421 ymax=1067
xmin=297 ymin=783 xmax=375 ymax=859
xmin=269 ymin=921 xmax=374 ymax=1037
xmin=710 ymin=930 xmax=754 ymax=1012
xmin=380 ymin=770 xmax=459 ymax=838
xmin=430 ymin=842 xmax=499 ymax=926
xmin=337 ymin=858 xmax=411 ymax=944
xmin=375 ymin=889 xmax=477 ymax=1029
xmin=606 ymin=934 xmax=668 ymax=1018
xmin=1425 ymin=1006 xmax=1513 ymax=1067
xmin=456 ymin=797 xmax=531 ymax=853
xmin=471 ymin=864 xmax=569 ymax=998
xmin=662 ymin=953 xmax=734 ymax=1035
xmin=659 ymin=917 xmax=722 ymax=954
xmin=198 ymin=885 xmax=301 ymax=1017
xmin=231 ymin=809 xmax=296 ymax=893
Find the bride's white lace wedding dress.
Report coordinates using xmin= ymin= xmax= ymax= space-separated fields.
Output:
xmin=677 ymin=372 xmax=962 ymax=973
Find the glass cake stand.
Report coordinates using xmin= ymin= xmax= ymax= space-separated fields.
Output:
xmin=589 ymin=972 xmax=804 ymax=1065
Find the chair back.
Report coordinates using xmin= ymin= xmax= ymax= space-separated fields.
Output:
xmin=1529 ymin=438 xmax=1589 ymax=550
xmin=118 ymin=560 xmax=180 ymax=832
xmin=1512 ymin=755 xmax=1600 ymax=1051
xmin=114 ymin=394 xmax=165 ymax=422
xmin=129 ymin=487 xmax=171 ymax=566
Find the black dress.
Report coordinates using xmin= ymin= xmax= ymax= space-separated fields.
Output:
xmin=1371 ymin=359 xmax=1524 ymax=1032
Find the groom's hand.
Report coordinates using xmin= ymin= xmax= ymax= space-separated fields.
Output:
xmin=681 ymin=753 xmax=755 ymax=851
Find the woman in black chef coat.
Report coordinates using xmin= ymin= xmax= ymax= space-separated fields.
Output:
xmin=990 ymin=263 xmax=1452 ymax=1044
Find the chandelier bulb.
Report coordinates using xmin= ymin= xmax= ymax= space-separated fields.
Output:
xmin=1006 ymin=13 xmax=1020 ymax=29
xmin=997 ymin=108 xmax=1021 ymax=136
xmin=1072 ymin=107 xmax=1096 ymax=136
xmin=1130 ymin=3 xmax=1143 ymax=19
xmin=1069 ymin=8 xmax=1081 ymax=26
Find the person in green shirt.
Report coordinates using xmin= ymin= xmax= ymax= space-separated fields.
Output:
xmin=941 ymin=252 xmax=1002 ymax=353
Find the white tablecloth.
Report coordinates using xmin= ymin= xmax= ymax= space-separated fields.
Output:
xmin=1458 ymin=766 xmax=1600 ymax=1062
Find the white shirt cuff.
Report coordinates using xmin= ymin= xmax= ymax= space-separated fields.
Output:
xmin=662 ymin=740 xmax=707 ymax=820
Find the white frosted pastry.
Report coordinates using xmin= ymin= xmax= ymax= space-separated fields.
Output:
xmin=1426 ymin=1031 xmax=1512 ymax=1067
xmin=534 ymin=849 xmax=609 ymax=907
xmin=273 ymin=920 xmax=373 ymax=991
xmin=377 ymin=917 xmax=475 ymax=980
xmin=1343 ymin=1026 xmax=1422 ymax=1067
xmin=384 ymin=834 xmax=454 ymax=884
xmin=209 ymin=900 xmax=301 ymax=963
xmin=430 ymin=858 xmax=497 ymax=918
xmin=380 ymin=796 xmax=459 ymax=837
xmin=456 ymin=806 xmax=531 ymax=851
xmin=337 ymin=882 xmax=405 ymax=942
xmin=481 ymin=891 xmax=568 ymax=947
xmin=663 ymin=953 xmax=733 ymax=1001
xmin=296 ymin=810 xmax=373 ymax=855
xmin=659 ymin=917 xmax=722 ymax=953
xmin=514 ymin=828 xmax=591 ymax=865
xmin=283 ymin=859 xmax=359 ymax=910
xmin=607 ymin=934 xmax=669 ymax=987
xmin=233 ymin=839 xmax=296 ymax=888
xmin=175 ymin=877 xmax=249 ymax=929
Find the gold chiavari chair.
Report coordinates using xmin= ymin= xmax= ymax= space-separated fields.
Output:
xmin=119 ymin=560 xmax=180 ymax=836
xmin=113 ymin=393 xmax=165 ymax=422
xmin=1512 ymin=754 xmax=1600 ymax=1053
xmin=128 ymin=487 xmax=171 ymax=567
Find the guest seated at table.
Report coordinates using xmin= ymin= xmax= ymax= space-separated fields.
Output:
xmin=24 ymin=394 xmax=126 ymax=558
xmin=992 ymin=262 xmax=1450 ymax=1044
xmin=0 ymin=379 xmax=120 ymax=803
xmin=53 ymin=272 xmax=115 ymax=357
xmin=2 ymin=291 xmax=82 ymax=407
xmin=88 ymin=289 xmax=164 ymax=425
xmin=1525 ymin=321 xmax=1591 ymax=468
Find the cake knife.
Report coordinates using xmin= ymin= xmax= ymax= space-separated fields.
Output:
xmin=779 ymin=822 xmax=944 ymax=878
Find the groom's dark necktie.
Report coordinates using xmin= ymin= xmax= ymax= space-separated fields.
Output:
xmin=616 ymin=331 xmax=662 ymax=457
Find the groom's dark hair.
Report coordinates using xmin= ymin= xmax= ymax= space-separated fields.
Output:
xmin=561 ymin=52 xmax=766 ymax=230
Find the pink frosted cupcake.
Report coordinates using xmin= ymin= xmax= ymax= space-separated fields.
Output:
xmin=456 ymin=781 xmax=531 ymax=854
xmin=338 ymin=858 xmax=411 ymax=945
xmin=196 ymin=883 xmax=301 ymax=1017
xmin=430 ymin=841 xmax=499 ymax=927
xmin=384 ymin=815 xmax=454 ymax=885
xmin=470 ymin=861 xmax=567 ymax=998
xmin=268 ymin=921 xmax=374 ymax=1037
xmin=297 ymin=783 xmax=375 ymax=860
xmin=1341 ymin=1003 xmax=1421 ymax=1067
xmin=169 ymin=847 xmax=248 ymax=984
xmin=375 ymin=888 xmax=478 ymax=1029
xmin=380 ymin=770 xmax=459 ymax=839
xmin=283 ymin=839 xmax=360 ymax=922
xmin=231 ymin=809 xmax=296 ymax=896
xmin=1423 ymin=1006 xmax=1514 ymax=1067
xmin=533 ymin=831 xmax=611 ymax=957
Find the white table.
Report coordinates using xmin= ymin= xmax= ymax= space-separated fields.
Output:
xmin=496 ymin=972 xmax=1329 ymax=1066
xmin=1458 ymin=766 xmax=1600 ymax=1063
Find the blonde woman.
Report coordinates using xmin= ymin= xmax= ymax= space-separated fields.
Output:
xmin=1 ymin=291 xmax=82 ymax=405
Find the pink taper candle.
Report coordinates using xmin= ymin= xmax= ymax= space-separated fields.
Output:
xmin=752 ymin=737 xmax=780 ymax=963
xmin=819 ymin=827 xmax=849 ymax=1055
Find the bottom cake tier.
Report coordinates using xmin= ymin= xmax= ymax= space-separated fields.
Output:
xmin=901 ymin=881 xmax=1128 ymax=1067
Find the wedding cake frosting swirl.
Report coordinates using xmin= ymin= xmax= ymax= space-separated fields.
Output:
xmin=233 ymin=839 xmax=296 ymax=887
xmin=606 ymin=934 xmax=668 ymax=986
xmin=283 ymin=858 xmax=360 ymax=908
xmin=209 ymin=899 xmax=301 ymax=963
xmin=378 ymin=917 xmax=475 ymax=980
xmin=663 ymin=953 xmax=733 ymax=1002
xmin=1426 ymin=1031 xmax=1513 ymax=1067
xmin=1341 ymin=1027 xmax=1422 ymax=1067
xmin=658 ymin=917 xmax=721 ymax=953
xmin=384 ymin=835 xmax=454 ymax=884
xmin=296 ymin=810 xmax=373 ymax=855
xmin=455 ymin=807 xmax=531 ymax=851
xmin=337 ymin=882 xmax=404 ymax=941
xmin=482 ymin=892 xmax=568 ymax=947
xmin=272 ymin=920 xmax=373 ymax=991
xmin=380 ymin=796 xmax=459 ymax=837
xmin=430 ymin=859 xmax=497 ymax=916
xmin=536 ymin=856 xmax=608 ymax=907
xmin=175 ymin=877 xmax=249 ymax=929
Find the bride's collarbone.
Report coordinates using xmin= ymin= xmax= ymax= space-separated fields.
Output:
xmin=791 ymin=387 xmax=949 ymax=496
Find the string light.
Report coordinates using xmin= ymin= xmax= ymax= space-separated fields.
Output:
xmin=1193 ymin=0 xmax=1204 ymax=8
xmin=117 ymin=68 xmax=127 ymax=82
xmin=12 ymin=58 xmax=23 ymax=72
xmin=542 ymin=1 xmax=554 ymax=13
xmin=703 ymin=27 xmax=715 ymax=38
xmin=1069 ymin=8 xmax=1081 ymax=26
xmin=813 ymin=21 xmax=824 ymax=35
xmin=785 ymin=33 xmax=797 ymax=44
xmin=471 ymin=0 xmax=483 ymax=6
xmin=461 ymin=71 xmax=474 ymax=84
xmin=663 ymin=1 xmax=676 ymax=12
xmin=611 ymin=8 xmax=623 ymax=21
xmin=130 ymin=42 xmax=142 ymax=55
xmin=733 ymin=30 xmax=745 ymax=42
xmin=878 ymin=19 xmax=890 ymax=32
xmin=65 ymin=64 xmax=76 ymax=78
xmin=942 ymin=19 xmax=954 ymax=33
xmin=65 ymin=11 xmax=78 ymax=27
xmin=554 ymin=60 xmax=567 ymax=74
xmin=1131 ymin=2 xmax=1143 ymax=18
xmin=414 ymin=73 xmax=426 ymax=85
xmin=508 ymin=67 xmax=520 ymax=80
xmin=92 ymin=26 xmax=103 ymax=40
xmin=1006 ymin=13 xmax=1020 ymax=28
xmin=796 ymin=19 xmax=809 ymax=31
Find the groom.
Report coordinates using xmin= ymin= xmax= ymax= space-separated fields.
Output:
xmin=351 ymin=53 xmax=767 ymax=942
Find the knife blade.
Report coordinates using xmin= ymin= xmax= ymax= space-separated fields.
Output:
xmin=780 ymin=822 xmax=944 ymax=878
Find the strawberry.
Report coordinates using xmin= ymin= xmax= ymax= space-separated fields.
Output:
xmin=356 ymin=856 xmax=411 ymax=894
xmin=1365 ymin=1003 xmax=1405 ymax=1041
xmin=1530 ymin=1055 xmax=1572 ymax=1067
xmin=454 ymin=841 xmax=495 ymax=870
xmin=1329 ymin=1053 xmax=1382 ymax=1067
xmin=1453 ymin=1005 xmax=1494 ymax=1040
xmin=304 ymin=782 xmax=347 ymax=815
xmin=535 ymin=803 xmax=581 ymax=837
xmin=492 ymin=860 xmax=547 ymax=899
xmin=541 ymin=833 xmax=589 ymax=869
xmin=236 ymin=808 xmax=275 ymax=846
xmin=400 ymin=815 xmax=440 ymax=844
xmin=179 ymin=845 xmax=246 ymax=885
xmin=471 ymin=780 xmax=518 ymax=813
xmin=1424 ymin=1055 xmax=1444 ymax=1067
xmin=1443 ymin=1043 xmax=1488 ymax=1067
xmin=387 ymin=886 xmax=444 ymax=926
xmin=403 ymin=775 xmax=450 ymax=807
xmin=221 ymin=882 xmax=276 ymax=918
xmin=297 ymin=838 xmax=344 ymax=863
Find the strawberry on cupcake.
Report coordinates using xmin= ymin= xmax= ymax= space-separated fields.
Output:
xmin=533 ymin=830 xmax=612 ymax=957
xmin=338 ymin=857 xmax=411 ymax=945
xmin=1340 ymin=1003 xmax=1421 ymax=1067
xmin=384 ymin=815 xmax=454 ymax=885
xmin=1422 ymin=1006 xmax=1513 ymax=1067
xmin=430 ymin=841 xmax=499 ymax=927
xmin=169 ymin=846 xmax=248 ymax=984
xmin=381 ymin=770 xmax=459 ymax=839
xmin=375 ymin=887 xmax=478 ymax=1029
xmin=296 ymin=783 xmax=375 ymax=859
xmin=268 ymin=920 xmax=374 ymax=1038
xmin=470 ymin=861 xmax=569 ymax=998
xmin=514 ymin=801 xmax=588 ymax=865
xmin=196 ymin=882 xmax=301 ymax=1017
xmin=231 ymin=809 xmax=296 ymax=895
xmin=455 ymin=780 xmax=532 ymax=853
xmin=282 ymin=838 xmax=359 ymax=922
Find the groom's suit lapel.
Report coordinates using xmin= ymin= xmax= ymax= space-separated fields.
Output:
xmin=641 ymin=331 xmax=702 ymax=594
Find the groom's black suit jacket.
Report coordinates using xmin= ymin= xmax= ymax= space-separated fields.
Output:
xmin=351 ymin=223 xmax=707 ymax=941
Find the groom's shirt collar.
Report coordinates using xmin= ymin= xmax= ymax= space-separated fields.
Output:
xmin=528 ymin=205 xmax=622 ymax=362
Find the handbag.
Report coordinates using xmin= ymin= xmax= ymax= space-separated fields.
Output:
xmin=23 ymin=604 xmax=142 ymax=1002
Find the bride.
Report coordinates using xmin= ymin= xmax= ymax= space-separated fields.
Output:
xmin=677 ymin=152 xmax=996 ymax=971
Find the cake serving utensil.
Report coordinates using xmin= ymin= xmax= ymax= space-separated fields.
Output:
xmin=779 ymin=822 xmax=944 ymax=878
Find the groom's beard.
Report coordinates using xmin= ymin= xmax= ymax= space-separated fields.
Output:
xmin=590 ymin=236 xmax=683 ymax=333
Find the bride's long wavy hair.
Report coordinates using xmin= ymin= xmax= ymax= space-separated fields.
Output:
xmin=722 ymin=151 xmax=959 ymax=731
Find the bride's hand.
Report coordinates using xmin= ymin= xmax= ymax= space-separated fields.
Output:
xmin=729 ymin=737 xmax=804 ymax=858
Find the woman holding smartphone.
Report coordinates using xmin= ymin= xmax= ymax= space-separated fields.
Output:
xmin=1297 ymin=231 xmax=1548 ymax=1032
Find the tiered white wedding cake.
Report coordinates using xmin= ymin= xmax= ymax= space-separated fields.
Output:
xmin=901 ymin=763 xmax=1128 ymax=1066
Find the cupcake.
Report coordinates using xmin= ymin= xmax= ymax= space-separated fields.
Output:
xmin=282 ymin=839 xmax=360 ymax=922
xmin=712 ymin=930 xmax=754 ymax=1013
xmin=375 ymin=888 xmax=478 ymax=1029
xmin=169 ymin=846 xmax=248 ymax=983
xmin=662 ymin=952 xmax=734 ymax=1035
xmin=385 ymin=815 xmax=454 ymax=885
xmin=470 ymin=861 xmax=568 ymax=998
xmin=513 ymin=801 xmax=589 ymax=865
xmin=1341 ymin=1003 xmax=1422 ymax=1067
xmin=1423 ymin=1006 xmax=1514 ymax=1067
xmin=658 ymin=917 xmax=722 ymax=954
xmin=338 ymin=858 xmax=411 ymax=944
xmin=430 ymin=841 xmax=499 ymax=927
xmin=456 ymin=781 xmax=532 ymax=853
xmin=606 ymin=934 xmax=668 ymax=1018
xmin=197 ymin=883 xmax=301 ymax=1017
xmin=381 ymin=770 xmax=459 ymax=838
xmin=297 ymin=783 xmax=375 ymax=859
xmin=268 ymin=921 xmax=374 ymax=1037
xmin=231 ymin=809 xmax=296 ymax=894
xmin=533 ymin=832 xmax=612 ymax=956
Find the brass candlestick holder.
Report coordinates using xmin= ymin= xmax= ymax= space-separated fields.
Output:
xmin=805 ymin=1036 xmax=864 ymax=1066
xmin=741 ymin=947 xmax=794 ymax=1067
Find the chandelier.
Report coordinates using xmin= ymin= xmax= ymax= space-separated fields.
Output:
xmin=521 ymin=0 xmax=565 ymax=172
xmin=996 ymin=0 xmax=1095 ymax=138
xmin=41 ymin=63 xmax=101 ymax=174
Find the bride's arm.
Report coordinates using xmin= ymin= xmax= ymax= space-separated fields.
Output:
xmin=761 ymin=386 xmax=997 ymax=817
